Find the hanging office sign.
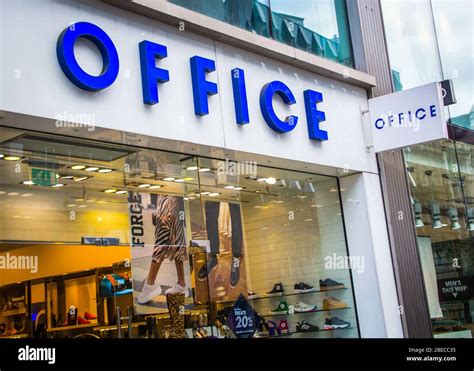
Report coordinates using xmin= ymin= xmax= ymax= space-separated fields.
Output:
xmin=368 ymin=82 xmax=448 ymax=153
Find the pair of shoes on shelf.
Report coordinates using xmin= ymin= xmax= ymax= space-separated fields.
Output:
xmin=268 ymin=320 xmax=289 ymax=336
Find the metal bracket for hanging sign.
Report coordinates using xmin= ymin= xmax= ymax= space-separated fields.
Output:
xmin=360 ymin=107 xmax=374 ymax=153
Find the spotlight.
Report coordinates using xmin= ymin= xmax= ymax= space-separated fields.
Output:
xmin=174 ymin=179 xmax=185 ymax=183
xmin=448 ymin=206 xmax=461 ymax=230
xmin=0 ymin=154 xmax=3 ymax=159
xmin=467 ymin=208 xmax=474 ymax=231
xmin=186 ymin=166 xmax=199 ymax=171
xmin=103 ymin=189 xmax=117 ymax=193
xmin=148 ymin=185 xmax=162 ymax=189
xmin=71 ymin=165 xmax=86 ymax=170
xmin=115 ymin=190 xmax=128 ymax=195
xmin=430 ymin=201 xmax=443 ymax=229
xmin=51 ymin=183 xmax=64 ymax=188
xmin=84 ymin=167 xmax=99 ymax=172
xmin=21 ymin=180 xmax=35 ymax=186
xmin=98 ymin=168 xmax=114 ymax=173
xmin=4 ymin=156 xmax=21 ymax=161
xmin=265 ymin=177 xmax=277 ymax=185
xmin=413 ymin=200 xmax=424 ymax=228
xmin=74 ymin=176 xmax=89 ymax=182
xmin=163 ymin=177 xmax=175 ymax=181
xmin=224 ymin=185 xmax=235 ymax=189
xmin=138 ymin=184 xmax=151 ymax=188
xmin=209 ymin=192 xmax=220 ymax=197
xmin=199 ymin=168 xmax=210 ymax=172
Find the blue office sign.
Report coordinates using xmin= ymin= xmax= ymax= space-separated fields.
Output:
xmin=56 ymin=22 xmax=329 ymax=142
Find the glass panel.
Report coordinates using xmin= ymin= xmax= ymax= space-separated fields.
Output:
xmin=431 ymin=0 xmax=474 ymax=130
xmin=169 ymin=0 xmax=272 ymax=37
xmin=194 ymin=157 xmax=359 ymax=338
xmin=168 ymin=0 xmax=354 ymax=67
xmin=0 ymin=127 xmax=359 ymax=338
xmin=381 ymin=0 xmax=443 ymax=91
xmin=269 ymin=0 xmax=353 ymax=66
xmin=404 ymin=140 xmax=474 ymax=338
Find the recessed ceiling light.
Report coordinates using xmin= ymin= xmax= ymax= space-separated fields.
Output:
xmin=98 ymin=168 xmax=114 ymax=173
xmin=78 ymin=204 xmax=87 ymax=208
xmin=148 ymin=185 xmax=161 ymax=189
xmin=200 ymin=191 xmax=211 ymax=195
xmin=186 ymin=166 xmax=199 ymax=171
xmin=51 ymin=183 xmax=64 ymax=188
xmin=255 ymin=190 xmax=260 ymax=193
xmin=234 ymin=187 xmax=243 ymax=191
xmin=0 ymin=154 xmax=3 ymax=159
xmin=71 ymin=165 xmax=86 ymax=170
xmin=85 ymin=167 xmax=99 ymax=172
xmin=21 ymin=180 xmax=35 ymax=185
xmin=74 ymin=176 xmax=89 ymax=182
xmin=66 ymin=204 xmax=77 ymax=207
xmin=199 ymin=168 xmax=211 ymax=172
xmin=21 ymin=193 xmax=33 ymax=197
xmin=103 ymin=189 xmax=117 ymax=193
xmin=265 ymin=177 xmax=277 ymax=185
xmin=209 ymin=192 xmax=220 ymax=197
xmin=115 ymin=190 xmax=128 ymax=194
xmin=163 ymin=177 xmax=175 ymax=181
xmin=224 ymin=185 xmax=235 ymax=189
xmin=138 ymin=183 xmax=150 ymax=188
xmin=4 ymin=156 xmax=21 ymax=161
xmin=174 ymin=179 xmax=185 ymax=183
xmin=61 ymin=175 xmax=74 ymax=180
xmin=7 ymin=192 xmax=20 ymax=196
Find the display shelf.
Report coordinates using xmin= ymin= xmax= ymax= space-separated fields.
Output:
xmin=257 ymin=326 xmax=355 ymax=338
xmin=0 ymin=333 xmax=29 ymax=339
xmin=248 ymin=287 xmax=347 ymax=301
xmin=46 ymin=323 xmax=98 ymax=332
xmin=93 ymin=322 xmax=147 ymax=332
xmin=0 ymin=308 xmax=27 ymax=317
xmin=261 ymin=306 xmax=351 ymax=317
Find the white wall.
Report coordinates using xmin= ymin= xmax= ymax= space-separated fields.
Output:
xmin=0 ymin=0 xmax=376 ymax=174
xmin=340 ymin=173 xmax=404 ymax=338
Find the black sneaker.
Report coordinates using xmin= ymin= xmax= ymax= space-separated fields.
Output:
xmin=197 ymin=254 xmax=218 ymax=281
xmin=230 ymin=257 xmax=240 ymax=287
xmin=324 ymin=317 xmax=350 ymax=330
xmin=319 ymin=278 xmax=345 ymax=291
xmin=294 ymin=282 xmax=316 ymax=293
xmin=266 ymin=282 xmax=284 ymax=296
xmin=296 ymin=320 xmax=319 ymax=333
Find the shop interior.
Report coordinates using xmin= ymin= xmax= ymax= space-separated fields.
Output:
xmin=0 ymin=126 xmax=359 ymax=339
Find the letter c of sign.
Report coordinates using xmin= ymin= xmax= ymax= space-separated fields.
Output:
xmin=259 ymin=81 xmax=298 ymax=133
xmin=375 ymin=118 xmax=385 ymax=129
xmin=56 ymin=22 xmax=119 ymax=91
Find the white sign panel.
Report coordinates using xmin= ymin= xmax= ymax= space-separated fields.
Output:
xmin=368 ymin=82 xmax=448 ymax=153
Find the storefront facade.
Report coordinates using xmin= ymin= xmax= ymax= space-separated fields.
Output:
xmin=381 ymin=0 xmax=474 ymax=338
xmin=0 ymin=0 xmax=405 ymax=339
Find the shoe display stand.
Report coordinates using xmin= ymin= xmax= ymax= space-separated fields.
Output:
xmin=228 ymin=286 xmax=355 ymax=338
xmin=0 ymin=282 xmax=30 ymax=338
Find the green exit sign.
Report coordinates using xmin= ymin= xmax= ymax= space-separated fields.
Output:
xmin=32 ymin=169 xmax=57 ymax=187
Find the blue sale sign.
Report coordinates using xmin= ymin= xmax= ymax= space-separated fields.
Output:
xmin=226 ymin=294 xmax=259 ymax=338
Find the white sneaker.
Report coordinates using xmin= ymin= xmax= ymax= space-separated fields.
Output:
xmin=294 ymin=301 xmax=317 ymax=313
xmin=137 ymin=283 xmax=162 ymax=304
xmin=165 ymin=283 xmax=187 ymax=296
